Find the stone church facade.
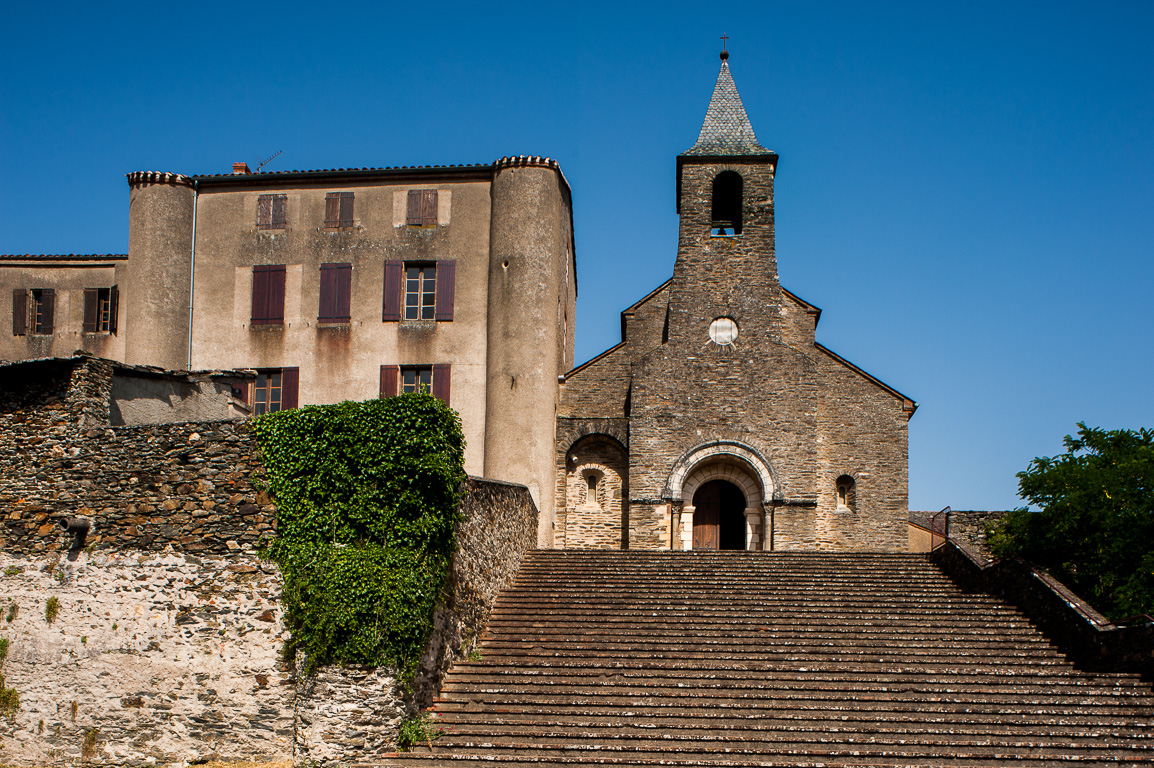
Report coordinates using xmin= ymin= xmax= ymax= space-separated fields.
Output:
xmin=556 ymin=54 xmax=917 ymax=552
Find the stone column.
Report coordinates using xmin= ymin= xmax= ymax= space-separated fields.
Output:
xmin=744 ymin=507 xmax=762 ymax=551
xmin=680 ymin=505 xmax=695 ymax=550
xmin=762 ymin=503 xmax=775 ymax=551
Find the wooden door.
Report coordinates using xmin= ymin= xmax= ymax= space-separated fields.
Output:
xmin=692 ymin=481 xmax=720 ymax=550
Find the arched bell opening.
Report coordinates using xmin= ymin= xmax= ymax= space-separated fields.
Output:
xmin=711 ymin=171 xmax=743 ymax=236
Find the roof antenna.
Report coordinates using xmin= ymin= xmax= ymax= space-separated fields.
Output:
xmin=720 ymin=33 xmax=729 ymax=61
xmin=255 ymin=150 xmax=283 ymax=173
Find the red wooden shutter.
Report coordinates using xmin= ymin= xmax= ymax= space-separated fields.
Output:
xmin=272 ymin=195 xmax=287 ymax=228
xmin=257 ymin=195 xmax=273 ymax=228
xmin=383 ymin=260 xmax=403 ymax=321
xmin=251 ymin=267 xmax=270 ymax=324
xmin=335 ymin=263 xmax=351 ymax=321
xmin=12 ymin=289 xmax=26 ymax=336
xmin=109 ymin=285 xmax=119 ymax=334
xmin=432 ymin=363 xmax=451 ymax=404
xmin=434 ymin=261 xmax=455 ymax=321
xmin=421 ymin=190 xmax=437 ymax=225
xmin=268 ymin=266 xmax=285 ymax=323
xmin=338 ymin=192 xmax=354 ymax=227
xmin=40 ymin=290 xmax=54 ymax=334
xmin=319 ymin=264 xmax=336 ymax=321
xmin=281 ymin=367 xmax=299 ymax=409
xmin=380 ymin=365 xmax=399 ymax=397
xmin=407 ymin=190 xmax=421 ymax=225
xmin=324 ymin=193 xmax=340 ymax=227
xmin=83 ymin=288 xmax=99 ymax=333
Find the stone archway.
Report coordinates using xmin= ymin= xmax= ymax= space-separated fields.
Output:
xmin=665 ymin=442 xmax=774 ymax=551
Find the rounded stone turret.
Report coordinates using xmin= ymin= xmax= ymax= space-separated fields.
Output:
xmin=485 ymin=156 xmax=575 ymax=547
xmin=124 ymin=172 xmax=196 ymax=369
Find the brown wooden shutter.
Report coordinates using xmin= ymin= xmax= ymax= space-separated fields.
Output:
xmin=434 ymin=260 xmax=455 ymax=321
xmin=339 ymin=192 xmax=354 ymax=227
xmin=268 ymin=265 xmax=285 ymax=323
xmin=83 ymin=288 xmax=99 ymax=333
xmin=432 ymin=363 xmax=451 ymax=404
xmin=40 ymin=289 xmax=54 ymax=334
xmin=257 ymin=195 xmax=273 ymax=228
xmin=272 ymin=195 xmax=287 ymax=228
xmin=336 ymin=263 xmax=351 ymax=321
xmin=383 ymin=260 xmax=403 ymax=321
xmin=251 ymin=267 xmax=269 ymax=324
xmin=12 ymin=289 xmax=26 ymax=336
xmin=407 ymin=190 xmax=421 ymax=225
xmin=380 ymin=365 xmax=399 ymax=397
xmin=324 ymin=193 xmax=340 ymax=227
xmin=421 ymin=190 xmax=437 ymax=226
xmin=319 ymin=264 xmax=336 ymax=321
xmin=109 ymin=285 xmax=119 ymax=334
xmin=281 ymin=367 xmax=299 ymax=409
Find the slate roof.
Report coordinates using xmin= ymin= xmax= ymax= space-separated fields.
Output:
xmin=684 ymin=60 xmax=771 ymax=156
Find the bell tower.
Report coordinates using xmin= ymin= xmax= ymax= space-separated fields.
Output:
xmin=667 ymin=49 xmax=782 ymax=347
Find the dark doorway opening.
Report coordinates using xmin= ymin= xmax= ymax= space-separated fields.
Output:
xmin=692 ymin=479 xmax=747 ymax=550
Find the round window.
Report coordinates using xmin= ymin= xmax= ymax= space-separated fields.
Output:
xmin=709 ymin=317 xmax=739 ymax=345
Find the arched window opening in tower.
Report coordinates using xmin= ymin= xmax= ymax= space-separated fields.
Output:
xmin=711 ymin=171 xmax=743 ymax=236
xmin=836 ymin=475 xmax=856 ymax=511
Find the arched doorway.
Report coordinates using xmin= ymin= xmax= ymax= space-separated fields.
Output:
xmin=692 ymin=479 xmax=747 ymax=550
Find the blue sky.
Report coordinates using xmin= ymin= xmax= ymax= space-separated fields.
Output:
xmin=2 ymin=1 xmax=1151 ymax=512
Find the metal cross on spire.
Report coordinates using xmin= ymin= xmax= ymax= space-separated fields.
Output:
xmin=720 ymin=34 xmax=730 ymax=61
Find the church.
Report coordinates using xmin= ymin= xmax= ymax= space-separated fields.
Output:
xmin=554 ymin=51 xmax=916 ymax=552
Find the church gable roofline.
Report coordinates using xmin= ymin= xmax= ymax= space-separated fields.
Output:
xmin=814 ymin=342 xmax=918 ymax=416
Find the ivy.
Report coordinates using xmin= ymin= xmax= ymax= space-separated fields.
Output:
xmin=254 ymin=395 xmax=466 ymax=677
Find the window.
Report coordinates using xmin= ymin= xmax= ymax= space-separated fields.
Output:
xmin=257 ymin=194 xmax=287 ymax=230
xmin=83 ymin=286 xmax=119 ymax=334
xmin=318 ymin=263 xmax=352 ymax=323
xmin=252 ymin=368 xmax=299 ymax=415
xmin=382 ymin=260 xmax=455 ymax=322
xmin=836 ymin=475 xmax=856 ymax=511
xmin=380 ymin=363 xmax=451 ymax=403
xmin=12 ymin=289 xmax=54 ymax=336
xmin=251 ymin=265 xmax=286 ymax=325
xmin=406 ymin=189 xmax=438 ymax=226
xmin=711 ymin=171 xmax=743 ymax=236
xmin=405 ymin=265 xmax=436 ymax=320
xmin=324 ymin=192 xmax=354 ymax=228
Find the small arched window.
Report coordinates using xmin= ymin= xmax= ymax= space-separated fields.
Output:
xmin=836 ymin=475 xmax=856 ymax=511
xmin=711 ymin=171 xmax=743 ymax=236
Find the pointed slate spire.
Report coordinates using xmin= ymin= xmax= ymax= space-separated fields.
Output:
xmin=684 ymin=52 xmax=770 ymax=156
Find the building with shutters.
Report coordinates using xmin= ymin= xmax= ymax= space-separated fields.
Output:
xmin=554 ymin=52 xmax=917 ymax=552
xmin=1 ymin=156 xmax=576 ymax=546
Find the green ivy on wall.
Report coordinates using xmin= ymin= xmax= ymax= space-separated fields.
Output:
xmin=254 ymin=395 xmax=466 ymax=677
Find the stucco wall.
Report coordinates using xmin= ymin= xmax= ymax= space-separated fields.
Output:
xmin=0 ymin=261 xmax=127 ymax=363
xmin=186 ymin=177 xmax=494 ymax=477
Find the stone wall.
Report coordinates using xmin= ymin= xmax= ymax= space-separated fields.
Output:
xmin=1 ymin=357 xmax=273 ymax=558
xmin=0 ymin=354 xmax=543 ymax=765
xmin=0 ymin=550 xmax=293 ymax=766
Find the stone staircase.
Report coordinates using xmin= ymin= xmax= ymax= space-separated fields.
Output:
xmin=379 ymin=550 xmax=1154 ymax=767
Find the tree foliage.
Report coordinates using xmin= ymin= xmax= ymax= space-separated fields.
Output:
xmin=254 ymin=395 xmax=466 ymax=676
xmin=988 ymin=423 xmax=1154 ymax=621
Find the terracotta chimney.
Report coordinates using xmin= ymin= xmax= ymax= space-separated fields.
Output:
xmin=232 ymin=162 xmax=252 ymax=175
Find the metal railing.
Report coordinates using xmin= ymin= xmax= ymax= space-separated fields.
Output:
xmin=929 ymin=506 xmax=951 ymax=550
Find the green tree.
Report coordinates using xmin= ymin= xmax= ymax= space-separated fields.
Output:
xmin=988 ymin=423 xmax=1154 ymax=621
